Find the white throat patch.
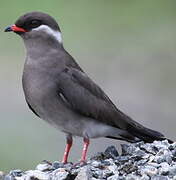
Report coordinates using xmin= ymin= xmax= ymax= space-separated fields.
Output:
xmin=32 ymin=25 xmax=62 ymax=43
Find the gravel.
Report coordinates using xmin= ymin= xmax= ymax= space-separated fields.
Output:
xmin=2 ymin=140 xmax=176 ymax=180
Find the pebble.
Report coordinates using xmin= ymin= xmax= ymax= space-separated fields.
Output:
xmin=140 ymin=174 xmax=150 ymax=180
xmin=91 ymin=161 xmax=101 ymax=168
xmin=126 ymin=174 xmax=140 ymax=180
xmin=104 ymin=145 xmax=119 ymax=159
xmin=151 ymin=175 xmax=170 ymax=180
xmin=9 ymin=170 xmax=23 ymax=177
xmin=75 ymin=167 xmax=90 ymax=180
xmin=159 ymin=162 xmax=170 ymax=175
xmin=140 ymin=165 xmax=158 ymax=177
xmin=0 ymin=171 xmax=5 ymax=180
xmin=169 ymin=164 xmax=176 ymax=176
xmin=36 ymin=163 xmax=53 ymax=171
xmin=51 ymin=168 xmax=69 ymax=180
xmin=25 ymin=170 xmax=49 ymax=180
xmin=107 ymin=174 xmax=119 ymax=180
xmin=121 ymin=143 xmax=136 ymax=155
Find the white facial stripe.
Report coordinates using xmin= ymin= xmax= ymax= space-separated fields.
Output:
xmin=32 ymin=25 xmax=62 ymax=43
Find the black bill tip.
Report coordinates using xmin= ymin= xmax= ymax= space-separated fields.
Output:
xmin=4 ymin=26 xmax=13 ymax=32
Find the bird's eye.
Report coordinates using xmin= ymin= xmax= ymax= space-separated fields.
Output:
xmin=30 ymin=20 xmax=41 ymax=28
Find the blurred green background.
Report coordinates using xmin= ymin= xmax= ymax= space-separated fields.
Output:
xmin=0 ymin=0 xmax=176 ymax=172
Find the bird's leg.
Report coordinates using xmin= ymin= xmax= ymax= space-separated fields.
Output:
xmin=62 ymin=134 xmax=73 ymax=164
xmin=80 ymin=137 xmax=90 ymax=162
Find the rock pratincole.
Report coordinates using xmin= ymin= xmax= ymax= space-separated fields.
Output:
xmin=5 ymin=12 xmax=170 ymax=163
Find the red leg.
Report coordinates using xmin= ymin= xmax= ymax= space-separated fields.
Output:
xmin=80 ymin=138 xmax=90 ymax=162
xmin=62 ymin=135 xmax=73 ymax=163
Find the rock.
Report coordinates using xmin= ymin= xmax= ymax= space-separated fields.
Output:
xmin=91 ymin=161 xmax=101 ymax=168
xmin=126 ymin=174 xmax=140 ymax=180
xmin=52 ymin=161 xmax=63 ymax=169
xmin=51 ymin=168 xmax=69 ymax=180
xmin=140 ymin=165 xmax=158 ymax=177
xmin=75 ymin=167 xmax=90 ymax=180
xmin=154 ymin=149 xmax=172 ymax=164
xmin=25 ymin=170 xmax=50 ymax=179
xmin=115 ymin=155 xmax=130 ymax=163
xmin=104 ymin=146 xmax=119 ymax=159
xmin=159 ymin=162 xmax=170 ymax=175
xmin=0 ymin=171 xmax=5 ymax=180
xmin=4 ymin=140 xmax=176 ymax=180
xmin=102 ymin=168 xmax=114 ymax=179
xmin=107 ymin=174 xmax=119 ymax=180
xmin=107 ymin=164 xmax=118 ymax=174
xmin=9 ymin=170 xmax=23 ymax=177
xmin=102 ymin=160 xmax=111 ymax=166
xmin=121 ymin=144 xmax=136 ymax=155
xmin=36 ymin=163 xmax=53 ymax=171
xmin=151 ymin=175 xmax=170 ymax=180
xmin=140 ymin=174 xmax=150 ymax=180
xmin=90 ymin=152 xmax=105 ymax=161
xmin=169 ymin=164 xmax=176 ymax=176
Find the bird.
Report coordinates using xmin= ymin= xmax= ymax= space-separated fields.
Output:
xmin=5 ymin=12 xmax=169 ymax=164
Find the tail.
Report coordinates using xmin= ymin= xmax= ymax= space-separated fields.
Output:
xmin=127 ymin=124 xmax=173 ymax=143
xmin=105 ymin=110 xmax=173 ymax=143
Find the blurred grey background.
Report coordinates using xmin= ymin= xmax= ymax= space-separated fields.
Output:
xmin=0 ymin=0 xmax=175 ymax=172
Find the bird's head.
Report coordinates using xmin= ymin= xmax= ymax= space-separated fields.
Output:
xmin=5 ymin=12 xmax=62 ymax=46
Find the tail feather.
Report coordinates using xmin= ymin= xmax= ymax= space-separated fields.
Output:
xmin=127 ymin=125 xmax=166 ymax=143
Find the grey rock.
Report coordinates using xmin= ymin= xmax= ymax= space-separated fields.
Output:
xmin=126 ymin=174 xmax=140 ymax=180
xmin=151 ymin=175 xmax=170 ymax=180
xmin=25 ymin=170 xmax=50 ymax=179
xmin=154 ymin=149 xmax=172 ymax=164
xmin=140 ymin=174 xmax=150 ymax=180
xmin=168 ymin=143 xmax=176 ymax=151
xmin=0 ymin=171 xmax=5 ymax=180
xmin=153 ymin=140 xmax=170 ymax=150
xmin=137 ymin=159 xmax=148 ymax=166
xmin=159 ymin=162 xmax=170 ymax=175
xmin=140 ymin=144 xmax=157 ymax=154
xmin=91 ymin=161 xmax=101 ymax=168
xmin=140 ymin=165 xmax=158 ymax=177
xmin=147 ymin=162 xmax=161 ymax=168
xmin=51 ymin=168 xmax=69 ymax=180
xmin=92 ymin=169 xmax=103 ymax=179
xmin=107 ymin=174 xmax=119 ymax=180
xmin=115 ymin=156 xmax=130 ymax=163
xmin=75 ymin=167 xmax=91 ymax=180
xmin=52 ymin=161 xmax=64 ymax=169
xmin=106 ymin=164 xmax=118 ymax=174
xmin=90 ymin=152 xmax=105 ymax=161
xmin=171 ymin=149 xmax=176 ymax=156
xmin=102 ymin=169 xmax=113 ymax=179
xmin=101 ymin=160 xmax=111 ymax=166
xmin=169 ymin=164 xmax=176 ymax=176
xmin=133 ymin=149 xmax=146 ymax=157
xmin=4 ymin=176 xmax=14 ymax=180
xmin=104 ymin=146 xmax=119 ymax=159
xmin=9 ymin=169 xmax=23 ymax=177
xmin=36 ymin=163 xmax=53 ymax=171
xmin=121 ymin=144 xmax=135 ymax=155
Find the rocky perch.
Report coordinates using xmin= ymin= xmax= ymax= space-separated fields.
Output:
xmin=2 ymin=140 xmax=176 ymax=180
